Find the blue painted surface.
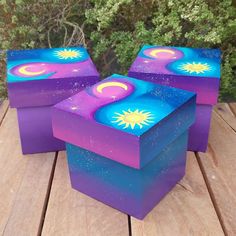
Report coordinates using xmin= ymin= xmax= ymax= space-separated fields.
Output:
xmin=66 ymin=131 xmax=188 ymax=219
xmin=7 ymin=47 xmax=89 ymax=83
xmin=137 ymin=45 xmax=221 ymax=78
xmin=94 ymin=74 xmax=196 ymax=136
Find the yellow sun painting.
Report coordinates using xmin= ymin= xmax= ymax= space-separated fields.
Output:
xmin=54 ymin=49 xmax=83 ymax=59
xmin=179 ymin=62 xmax=211 ymax=74
xmin=112 ymin=109 xmax=154 ymax=129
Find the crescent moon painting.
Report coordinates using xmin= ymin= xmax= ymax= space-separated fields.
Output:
xmin=149 ymin=49 xmax=175 ymax=58
xmin=57 ymin=74 xmax=184 ymax=136
xmin=18 ymin=64 xmax=47 ymax=77
xmin=92 ymin=80 xmax=134 ymax=99
xmin=129 ymin=45 xmax=220 ymax=78
xmin=96 ymin=81 xmax=128 ymax=93
xmin=7 ymin=47 xmax=98 ymax=83
xmin=143 ymin=47 xmax=183 ymax=60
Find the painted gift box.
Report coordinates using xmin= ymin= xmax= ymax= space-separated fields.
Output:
xmin=7 ymin=47 xmax=100 ymax=154
xmin=128 ymin=45 xmax=221 ymax=152
xmin=52 ymin=74 xmax=196 ymax=219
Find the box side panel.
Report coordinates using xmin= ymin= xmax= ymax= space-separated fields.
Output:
xmin=66 ymin=131 xmax=188 ymax=219
xmin=140 ymin=97 xmax=195 ymax=168
xmin=8 ymin=76 xmax=100 ymax=108
xmin=188 ymin=104 xmax=212 ymax=152
xmin=52 ymin=107 xmax=140 ymax=168
xmin=17 ymin=106 xmax=65 ymax=154
xmin=128 ymin=71 xmax=219 ymax=105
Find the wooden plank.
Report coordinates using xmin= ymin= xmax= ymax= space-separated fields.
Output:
xmin=41 ymin=151 xmax=129 ymax=236
xmin=197 ymin=110 xmax=236 ymax=235
xmin=229 ymin=103 xmax=236 ymax=116
xmin=0 ymin=108 xmax=56 ymax=236
xmin=214 ymin=103 xmax=236 ymax=131
xmin=131 ymin=152 xmax=224 ymax=236
xmin=0 ymin=100 xmax=9 ymax=124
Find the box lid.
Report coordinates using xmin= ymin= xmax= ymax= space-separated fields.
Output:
xmin=52 ymin=74 xmax=196 ymax=169
xmin=7 ymin=47 xmax=100 ymax=108
xmin=128 ymin=45 xmax=221 ymax=105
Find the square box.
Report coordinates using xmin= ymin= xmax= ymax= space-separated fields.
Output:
xmin=7 ymin=47 xmax=100 ymax=154
xmin=52 ymin=74 xmax=196 ymax=218
xmin=52 ymin=74 xmax=196 ymax=169
xmin=128 ymin=45 xmax=221 ymax=152
xmin=66 ymin=130 xmax=188 ymax=219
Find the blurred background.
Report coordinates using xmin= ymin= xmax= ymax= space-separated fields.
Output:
xmin=0 ymin=0 xmax=235 ymax=101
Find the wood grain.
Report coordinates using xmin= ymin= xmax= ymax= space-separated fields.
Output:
xmin=214 ymin=103 xmax=236 ymax=131
xmin=0 ymin=100 xmax=9 ymax=124
xmin=229 ymin=103 xmax=236 ymax=116
xmin=1 ymin=102 xmax=234 ymax=235
xmin=41 ymin=151 xmax=129 ymax=236
xmin=198 ymin=110 xmax=236 ymax=235
xmin=0 ymin=108 xmax=56 ymax=236
xmin=131 ymin=152 xmax=224 ymax=236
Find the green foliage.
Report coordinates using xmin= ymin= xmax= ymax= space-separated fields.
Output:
xmin=0 ymin=0 xmax=236 ymax=101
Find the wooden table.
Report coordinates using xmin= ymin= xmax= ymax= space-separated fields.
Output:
xmin=0 ymin=101 xmax=235 ymax=236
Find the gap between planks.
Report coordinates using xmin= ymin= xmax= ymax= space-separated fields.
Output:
xmin=228 ymin=103 xmax=236 ymax=117
xmin=0 ymin=107 xmax=57 ymax=236
xmin=201 ymin=102 xmax=236 ymax=236
xmin=196 ymin=151 xmax=228 ymax=236
xmin=214 ymin=103 xmax=236 ymax=132
xmin=130 ymin=152 xmax=224 ymax=236
xmin=40 ymin=151 xmax=130 ymax=236
xmin=0 ymin=100 xmax=9 ymax=126
xmin=0 ymin=101 xmax=233 ymax=236
xmin=128 ymin=215 xmax=132 ymax=236
xmin=37 ymin=151 xmax=58 ymax=236
xmin=195 ymin=103 xmax=236 ymax=236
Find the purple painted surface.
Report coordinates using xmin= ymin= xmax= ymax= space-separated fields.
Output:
xmin=52 ymin=74 xmax=196 ymax=169
xmin=8 ymin=76 xmax=99 ymax=108
xmin=7 ymin=47 xmax=100 ymax=154
xmin=10 ymin=59 xmax=98 ymax=79
xmin=53 ymin=107 xmax=140 ymax=168
xmin=138 ymin=47 xmax=184 ymax=75
xmin=67 ymin=131 xmax=188 ymax=219
xmin=7 ymin=47 xmax=100 ymax=108
xmin=70 ymin=166 xmax=184 ymax=219
xmin=17 ymin=106 xmax=65 ymax=154
xmin=128 ymin=45 xmax=221 ymax=105
xmin=128 ymin=72 xmax=219 ymax=105
xmin=127 ymin=73 xmax=213 ymax=152
xmin=188 ymin=104 xmax=212 ymax=152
